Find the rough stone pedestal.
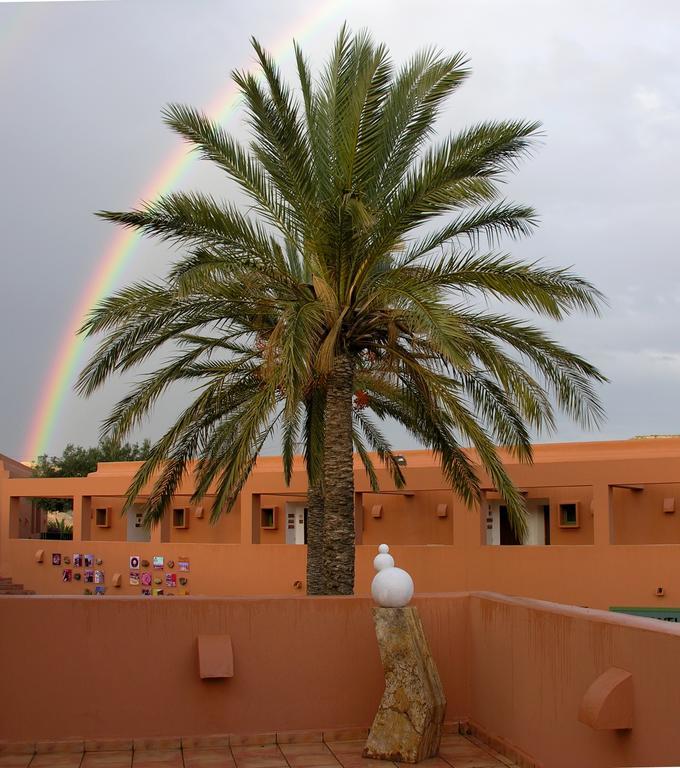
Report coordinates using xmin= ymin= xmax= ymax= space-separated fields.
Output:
xmin=363 ymin=607 xmax=446 ymax=763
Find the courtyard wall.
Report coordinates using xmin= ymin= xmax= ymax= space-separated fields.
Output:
xmin=1 ymin=592 xmax=679 ymax=767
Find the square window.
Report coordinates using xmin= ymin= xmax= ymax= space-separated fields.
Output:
xmin=558 ymin=502 xmax=580 ymax=528
xmin=261 ymin=507 xmax=278 ymax=529
xmin=172 ymin=508 xmax=189 ymax=529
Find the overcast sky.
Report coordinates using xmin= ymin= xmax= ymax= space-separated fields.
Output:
xmin=1 ymin=0 xmax=679 ymax=459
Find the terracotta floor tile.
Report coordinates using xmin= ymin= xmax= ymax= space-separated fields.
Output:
xmin=35 ymin=745 xmax=83 ymax=756
xmin=230 ymin=748 xmax=280 ymax=760
xmin=30 ymin=754 xmax=83 ymax=768
xmin=0 ymin=747 xmax=34 ymax=758
xmin=230 ymin=750 xmax=286 ymax=768
xmin=281 ymin=744 xmax=335 ymax=755
xmin=183 ymin=749 xmax=234 ymax=768
xmin=283 ymin=755 xmax=339 ymax=768
xmin=322 ymin=743 xmax=366 ymax=757
xmin=228 ymin=738 xmax=275 ymax=749
xmin=180 ymin=741 xmax=229 ymax=752
xmin=275 ymin=734 xmax=322 ymax=747
xmin=0 ymin=756 xmax=34 ymax=768
xmin=320 ymin=731 xmax=367 ymax=746
xmin=441 ymin=723 xmax=463 ymax=735
xmin=323 ymin=743 xmax=386 ymax=768
xmin=442 ymin=755 xmax=502 ymax=768
xmin=440 ymin=736 xmax=474 ymax=747
xmin=331 ymin=758 xmax=394 ymax=768
xmin=130 ymin=762 xmax=180 ymax=768
xmin=231 ymin=758 xmax=287 ymax=768
xmin=275 ymin=747 xmax=309 ymax=758
xmin=84 ymin=744 xmax=133 ymax=755
xmin=279 ymin=745 xmax=339 ymax=766
xmin=476 ymin=749 xmax=514 ymax=768
xmin=131 ymin=751 xmax=182 ymax=768
xmin=132 ymin=745 xmax=180 ymax=754
xmin=231 ymin=756 xmax=282 ymax=766
xmin=440 ymin=743 xmax=492 ymax=757
xmin=81 ymin=753 xmax=132 ymax=768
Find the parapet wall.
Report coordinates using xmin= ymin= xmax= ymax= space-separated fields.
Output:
xmin=1 ymin=592 xmax=679 ymax=767
xmin=468 ymin=593 xmax=680 ymax=767
xmin=0 ymin=594 xmax=469 ymax=742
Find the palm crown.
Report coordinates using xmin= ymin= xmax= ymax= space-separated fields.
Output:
xmin=78 ymin=27 xmax=606 ymax=594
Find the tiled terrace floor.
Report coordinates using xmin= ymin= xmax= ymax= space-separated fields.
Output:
xmin=0 ymin=736 xmax=519 ymax=768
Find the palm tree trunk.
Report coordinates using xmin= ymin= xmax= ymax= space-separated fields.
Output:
xmin=305 ymin=481 xmax=325 ymax=594
xmin=321 ymin=354 xmax=355 ymax=594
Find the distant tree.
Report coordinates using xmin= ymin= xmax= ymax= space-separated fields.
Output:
xmin=33 ymin=438 xmax=152 ymax=478
xmin=32 ymin=439 xmax=152 ymax=512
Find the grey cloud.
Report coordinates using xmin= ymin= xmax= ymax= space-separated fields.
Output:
xmin=1 ymin=0 xmax=679 ymax=458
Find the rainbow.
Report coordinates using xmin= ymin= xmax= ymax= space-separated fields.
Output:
xmin=24 ymin=0 xmax=345 ymax=460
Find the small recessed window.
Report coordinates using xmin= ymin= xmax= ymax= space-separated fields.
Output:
xmin=172 ymin=508 xmax=189 ymax=529
xmin=559 ymin=502 xmax=579 ymax=528
xmin=261 ymin=507 xmax=278 ymax=529
xmin=95 ymin=507 xmax=110 ymax=528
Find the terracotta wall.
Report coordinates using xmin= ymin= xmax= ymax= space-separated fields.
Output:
xmin=7 ymin=522 xmax=680 ymax=608
xmin=46 ymin=495 xmax=242 ymax=545
xmin=257 ymin=495 xmax=308 ymax=545
xmin=0 ymin=594 xmax=469 ymax=742
xmin=468 ymin=592 xmax=680 ymax=768
xmin=537 ymin=485 xmax=594 ymax=545
xmin=8 ymin=516 xmax=680 ymax=608
xmin=2 ymin=591 xmax=680 ymax=768
xmin=3 ymin=539 xmax=308 ymax=597
xmin=612 ymin=483 xmax=680 ymax=543
xmin=4 ymin=439 xmax=680 ymax=607
xmin=361 ymin=490 xmax=454 ymax=545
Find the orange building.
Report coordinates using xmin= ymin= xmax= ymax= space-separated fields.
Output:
xmin=2 ymin=437 xmax=680 ymax=607
xmin=3 ymin=440 xmax=680 ymax=766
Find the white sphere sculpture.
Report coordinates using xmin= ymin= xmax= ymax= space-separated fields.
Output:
xmin=373 ymin=543 xmax=395 ymax=572
xmin=371 ymin=544 xmax=414 ymax=608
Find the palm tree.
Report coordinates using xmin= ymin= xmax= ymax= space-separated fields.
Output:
xmin=78 ymin=27 xmax=606 ymax=595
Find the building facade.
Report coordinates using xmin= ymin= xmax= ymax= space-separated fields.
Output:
xmin=2 ymin=438 xmax=680 ymax=607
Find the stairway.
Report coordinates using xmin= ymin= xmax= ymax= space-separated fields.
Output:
xmin=0 ymin=576 xmax=35 ymax=595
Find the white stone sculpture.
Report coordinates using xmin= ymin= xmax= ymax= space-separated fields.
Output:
xmin=371 ymin=543 xmax=414 ymax=608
